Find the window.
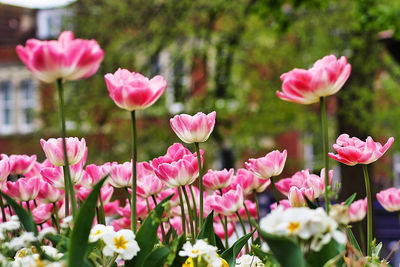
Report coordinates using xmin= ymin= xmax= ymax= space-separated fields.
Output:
xmin=0 ymin=80 xmax=14 ymax=134
xmin=19 ymin=79 xmax=35 ymax=132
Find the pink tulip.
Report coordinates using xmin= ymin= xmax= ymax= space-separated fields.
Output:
xmin=348 ymin=198 xmax=367 ymax=222
xmin=288 ymin=186 xmax=314 ymax=207
xmin=37 ymin=180 xmax=64 ymax=204
xmin=158 ymin=188 xmax=180 ymax=207
xmin=40 ymin=137 xmax=86 ymax=167
xmin=4 ymin=154 xmax=37 ymax=175
xmin=277 ymin=55 xmax=351 ymax=104
xmin=237 ymin=200 xmax=257 ymax=219
xmin=329 ymin=134 xmax=394 ymax=166
xmin=153 ymin=152 xmax=202 ymax=188
xmin=136 ymin=163 xmax=164 ymax=198
xmin=0 ymin=155 xmax=10 ymax=183
xmin=147 ymin=143 xmax=193 ymax=171
xmin=78 ymin=184 xmax=114 ymax=206
xmin=117 ymin=198 xmax=150 ymax=219
xmin=32 ymin=203 xmax=53 ymax=224
xmin=81 ymin=162 xmax=116 ymax=189
xmin=203 ymin=168 xmax=234 ymax=190
xmin=210 ymin=185 xmax=244 ymax=216
xmin=214 ymin=220 xmax=235 ymax=239
xmin=104 ymin=68 xmax=166 ymax=111
xmin=245 ymin=150 xmax=287 ymax=179
xmin=231 ymin=169 xmax=270 ymax=195
xmin=16 ymin=31 xmax=104 ymax=83
xmin=104 ymin=200 xmax=120 ymax=217
xmin=24 ymin=159 xmax=53 ymax=178
xmin=170 ymin=111 xmax=216 ymax=144
xmin=5 ymin=177 xmax=41 ymax=201
xmin=377 ymin=188 xmax=400 ymax=212
xmin=109 ymin=162 xmax=133 ymax=188
xmin=111 ymin=217 xmax=131 ymax=231
xmin=270 ymin=199 xmax=291 ymax=210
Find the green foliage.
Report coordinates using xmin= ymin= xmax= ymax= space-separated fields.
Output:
xmin=344 ymin=193 xmax=357 ymax=207
xmin=143 ymin=246 xmax=171 ymax=267
xmin=197 ymin=211 xmax=216 ymax=245
xmin=307 ymin=240 xmax=345 ymax=267
xmin=220 ymin=230 xmax=255 ymax=267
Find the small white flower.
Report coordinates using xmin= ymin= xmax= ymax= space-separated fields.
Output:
xmin=1 ymin=220 xmax=21 ymax=231
xmin=8 ymin=232 xmax=37 ymax=250
xmin=236 ymin=254 xmax=265 ymax=267
xmin=60 ymin=216 xmax=73 ymax=229
xmin=38 ymin=227 xmax=57 ymax=241
xmin=102 ymin=229 xmax=140 ymax=260
xmin=179 ymin=239 xmax=217 ymax=258
xmin=89 ymin=224 xmax=113 ymax=243
xmin=41 ymin=246 xmax=63 ymax=260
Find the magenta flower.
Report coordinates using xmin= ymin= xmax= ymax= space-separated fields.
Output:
xmin=32 ymin=203 xmax=53 ymax=224
xmin=288 ymin=186 xmax=314 ymax=207
xmin=37 ymin=180 xmax=64 ymax=204
xmin=377 ymin=188 xmax=400 ymax=212
xmin=170 ymin=111 xmax=216 ymax=144
xmin=5 ymin=177 xmax=41 ymax=202
xmin=329 ymin=134 xmax=394 ymax=166
xmin=231 ymin=169 xmax=270 ymax=195
xmin=270 ymin=199 xmax=291 ymax=210
xmin=104 ymin=200 xmax=120 ymax=217
xmin=104 ymin=68 xmax=166 ymax=111
xmin=0 ymin=155 xmax=10 ymax=183
xmin=237 ymin=200 xmax=257 ymax=219
xmin=348 ymin=198 xmax=367 ymax=222
xmin=214 ymin=220 xmax=235 ymax=239
xmin=109 ymin=162 xmax=133 ymax=188
xmin=40 ymin=137 xmax=86 ymax=167
xmin=245 ymin=150 xmax=287 ymax=179
xmin=81 ymin=162 xmax=116 ymax=189
xmin=210 ymin=185 xmax=244 ymax=216
xmin=16 ymin=31 xmax=104 ymax=83
xmin=137 ymin=173 xmax=164 ymax=198
xmin=203 ymin=168 xmax=234 ymax=190
xmin=4 ymin=154 xmax=37 ymax=175
xmin=78 ymin=184 xmax=114 ymax=206
xmin=277 ymin=55 xmax=351 ymax=104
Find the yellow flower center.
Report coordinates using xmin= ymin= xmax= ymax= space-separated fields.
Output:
xmin=287 ymin=221 xmax=300 ymax=234
xmin=191 ymin=249 xmax=199 ymax=254
xmin=94 ymin=229 xmax=102 ymax=236
xmin=114 ymin=236 xmax=128 ymax=250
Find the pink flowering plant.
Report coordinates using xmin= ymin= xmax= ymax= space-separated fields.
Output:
xmin=0 ymin=31 xmax=396 ymax=267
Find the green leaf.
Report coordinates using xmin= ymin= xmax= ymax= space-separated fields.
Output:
xmin=143 ymin=246 xmax=170 ymax=267
xmin=251 ymin=244 xmax=279 ymax=266
xmin=169 ymin=234 xmax=187 ymax=267
xmin=221 ymin=229 xmax=255 ymax=267
xmin=304 ymin=195 xmax=317 ymax=209
xmin=197 ymin=210 xmax=215 ymax=245
xmin=344 ymin=193 xmax=357 ymax=207
xmin=67 ymin=177 xmax=107 ymax=267
xmin=346 ymin=227 xmax=361 ymax=252
xmin=307 ymin=239 xmax=345 ymax=267
xmin=125 ymin=195 xmax=173 ymax=267
xmin=257 ymin=228 xmax=306 ymax=267
xmin=0 ymin=191 xmax=37 ymax=234
xmin=215 ymin=233 xmax=225 ymax=253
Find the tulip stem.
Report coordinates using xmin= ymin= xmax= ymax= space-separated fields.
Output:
xmin=362 ymin=164 xmax=373 ymax=257
xmin=56 ymin=78 xmax=77 ymax=218
xmin=52 ymin=202 xmax=60 ymax=233
xmin=189 ymin=185 xmax=198 ymax=234
xmin=0 ymin=196 xmax=6 ymax=222
xmin=358 ymin=222 xmax=366 ymax=254
xmin=182 ymin=186 xmax=195 ymax=240
xmin=130 ymin=111 xmax=137 ymax=233
xmin=236 ymin=211 xmax=249 ymax=253
xmin=320 ymin=96 xmax=330 ymax=214
xmin=270 ymin=177 xmax=280 ymax=206
xmin=152 ymin=195 xmax=167 ymax=243
xmin=253 ymin=191 xmax=260 ymax=221
xmin=243 ymin=201 xmax=254 ymax=243
xmin=218 ymin=214 xmax=229 ymax=248
xmin=98 ymin=194 xmax=106 ymax=225
xmin=145 ymin=198 xmax=151 ymax=213
xmin=177 ymin=186 xmax=186 ymax=236
xmin=194 ymin=142 xmax=204 ymax=228
xmin=26 ymin=201 xmax=31 ymax=214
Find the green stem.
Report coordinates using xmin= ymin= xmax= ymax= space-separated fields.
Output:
xmin=182 ymin=186 xmax=195 ymax=240
xmin=189 ymin=185 xmax=198 ymax=234
xmin=236 ymin=211 xmax=249 ymax=253
xmin=178 ymin=186 xmax=186 ymax=236
xmin=362 ymin=164 xmax=373 ymax=257
xmin=152 ymin=195 xmax=167 ymax=243
xmin=243 ymin=201 xmax=254 ymax=242
xmin=145 ymin=198 xmax=151 ymax=214
xmin=358 ymin=222 xmax=366 ymax=255
xmin=52 ymin=202 xmax=60 ymax=233
xmin=124 ymin=187 xmax=131 ymax=205
xmin=130 ymin=111 xmax=137 ymax=232
xmin=320 ymin=97 xmax=330 ymax=214
xmin=0 ymin=196 xmax=6 ymax=222
xmin=57 ymin=79 xmax=77 ymax=218
xmin=253 ymin=190 xmax=260 ymax=221
xmin=98 ymin=194 xmax=106 ymax=225
xmin=26 ymin=201 xmax=31 ymax=214
xmin=218 ymin=214 xmax=229 ymax=248
xmin=270 ymin=177 xmax=280 ymax=205
xmin=194 ymin=142 xmax=204 ymax=228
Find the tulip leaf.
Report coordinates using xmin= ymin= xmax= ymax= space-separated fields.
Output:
xmin=197 ymin=210 xmax=216 ymax=245
xmin=251 ymin=244 xmax=279 ymax=266
xmin=68 ymin=176 xmax=107 ymax=267
xmin=169 ymin=234 xmax=187 ymax=267
xmin=304 ymin=195 xmax=317 ymax=209
xmin=344 ymin=193 xmax=357 ymax=207
xmin=256 ymin=227 xmax=306 ymax=267
xmin=215 ymin=233 xmax=225 ymax=253
xmin=346 ymin=227 xmax=361 ymax=252
xmin=0 ymin=192 xmax=37 ymax=234
xmin=307 ymin=239 xmax=345 ymax=267
xmin=125 ymin=194 xmax=173 ymax=267
xmin=143 ymin=246 xmax=170 ymax=267
xmin=221 ymin=229 xmax=255 ymax=267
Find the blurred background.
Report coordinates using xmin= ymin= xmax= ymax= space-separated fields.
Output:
xmin=1 ymin=0 xmax=400 ymax=260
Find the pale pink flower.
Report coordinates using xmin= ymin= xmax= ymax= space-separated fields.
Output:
xmin=348 ymin=198 xmax=367 ymax=222
xmin=111 ymin=217 xmax=131 ymax=231
xmin=109 ymin=162 xmax=132 ymax=188
xmin=147 ymin=143 xmax=193 ymax=172
xmin=277 ymin=55 xmax=351 ymax=104
xmin=377 ymin=188 xmax=400 ymax=212
xmin=203 ymin=168 xmax=234 ymax=190
xmin=231 ymin=169 xmax=270 ymax=195
xmin=329 ymin=134 xmax=394 ymax=166
xmin=117 ymin=198 xmax=150 ymax=219
xmin=24 ymin=159 xmax=53 ymax=178
xmin=270 ymin=199 xmax=291 ymax=210
xmin=16 ymin=31 xmax=104 ymax=83
xmin=78 ymin=184 xmax=114 ymax=206
xmin=170 ymin=111 xmax=216 ymax=144
xmin=104 ymin=200 xmax=120 ymax=217
xmin=32 ymin=203 xmax=53 ymax=224
xmin=0 ymin=155 xmax=10 ymax=183
xmin=245 ymin=150 xmax=287 ymax=179
xmin=40 ymin=137 xmax=86 ymax=167
xmin=37 ymin=180 xmax=64 ymax=204
xmin=210 ymin=185 xmax=243 ymax=216
xmin=136 ymin=162 xmax=164 ymax=198
xmin=237 ymin=200 xmax=257 ymax=219
xmin=288 ymin=186 xmax=314 ymax=207
xmin=104 ymin=68 xmax=166 ymax=111
xmin=214 ymin=220 xmax=235 ymax=239
xmin=5 ymin=177 xmax=41 ymax=202
xmin=4 ymin=154 xmax=37 ymax=175
xmin=81 ymin=162 xmax=116 ymax=189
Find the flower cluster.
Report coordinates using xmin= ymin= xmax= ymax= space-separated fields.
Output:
xmin=179 ymin=240 xmax=227 ymax=267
